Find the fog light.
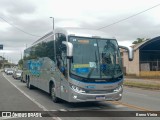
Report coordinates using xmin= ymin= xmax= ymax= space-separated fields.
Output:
xmin=73 ymin=95 xmax=77 ymax=99
xmin=119 ymin=94 xmax=122 ymax=97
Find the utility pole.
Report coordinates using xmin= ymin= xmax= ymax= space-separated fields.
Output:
xmin=50 ymin=17 xmax=54 ymax=30
xmin=50 ymin=17 xmax=56 ymax=63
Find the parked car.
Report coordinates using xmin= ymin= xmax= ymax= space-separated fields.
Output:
xmin=4 ymin=68 xmax=9 ymax=73
xmin=12 ymin=70 xmax=22 ymax=79
xmin=6 ymin=68 xmax=14 ymax=75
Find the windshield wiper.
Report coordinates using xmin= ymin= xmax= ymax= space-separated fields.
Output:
xmin=87 ymin=67 xmax=95 ymax=78
xmin=95 ymin=51 xmax=98 ymax=72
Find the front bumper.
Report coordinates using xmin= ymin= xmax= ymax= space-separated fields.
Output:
xmin=15 ymin=76 xmax=21 ymax=79
xmin=7 ymin=72 xmax=13 ymax=75
xmin=68 ymin=86 xmax=123 ymax=102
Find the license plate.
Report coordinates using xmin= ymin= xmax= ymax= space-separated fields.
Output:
xmin=95 ymin=96 xmax=105 ymax=100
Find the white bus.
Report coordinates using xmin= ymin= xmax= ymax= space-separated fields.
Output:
xmin=23 ymin=27 xmax=133 ymax=102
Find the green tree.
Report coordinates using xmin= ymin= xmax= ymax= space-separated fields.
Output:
xmin=132 ymin=38 xmax=145 ymax=44
xmin=18 ymin=59 xmax=23 ymax=69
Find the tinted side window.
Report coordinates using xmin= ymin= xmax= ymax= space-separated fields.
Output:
xmin=55 ymin=33 xmax=67 ymax=76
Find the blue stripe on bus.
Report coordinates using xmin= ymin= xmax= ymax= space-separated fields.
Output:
xmin=70 ymin=78 xmax=123 ymax=84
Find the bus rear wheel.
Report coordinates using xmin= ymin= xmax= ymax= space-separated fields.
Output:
xmin=51 ymin=84 xmax=59 ymax=103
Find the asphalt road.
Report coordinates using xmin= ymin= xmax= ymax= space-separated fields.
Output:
xmin=0 ymin=72 xmax=160 ymax=120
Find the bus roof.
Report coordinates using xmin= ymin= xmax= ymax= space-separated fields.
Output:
xmin=30 ymin=27 xmax=115 ymax=48
xmin=55 ymin=27 xmax=115 ymax=39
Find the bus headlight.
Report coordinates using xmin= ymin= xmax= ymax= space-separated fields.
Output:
xmin=70 ymin=84 xmax=86 ymax=93
xmin=113 ymin=85 xmax=122 ymax=92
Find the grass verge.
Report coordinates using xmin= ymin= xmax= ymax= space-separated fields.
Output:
xmin=124 ymin=81 xmax=160 ymax=90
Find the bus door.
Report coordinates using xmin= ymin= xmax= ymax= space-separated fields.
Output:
xmin=55 ymin=33 xmax=69 ymax=100
xmin=56 ymin=53 xmax=68 ymax=101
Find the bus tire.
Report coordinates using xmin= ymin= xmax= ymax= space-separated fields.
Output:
xmin=50 ymin=83 xmax=59 ymax=103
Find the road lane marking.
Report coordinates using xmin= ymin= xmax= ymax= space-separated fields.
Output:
xmin=108 ymin=101 xmax=152 ymax=111
xmin=111 ymin=101 xmax=160 ymax=115
xmin=2 ymin=73 xmax=62 ymax=120
xmin=59 ymin=109 xmax=67 ymax=111
xmin=114 ymin=104 xmax=125 ymax=108
xmin=3 ymin=73 xmax=48 ymax=111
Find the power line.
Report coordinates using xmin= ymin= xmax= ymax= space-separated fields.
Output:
xmin=97 ymin=3 xmax=160 ymax=30
xmin=0 ymin=16 xmax=41 ymax=37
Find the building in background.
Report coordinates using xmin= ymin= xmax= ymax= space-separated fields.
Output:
xmin=121 ymin=36 xmax=160 ymax=78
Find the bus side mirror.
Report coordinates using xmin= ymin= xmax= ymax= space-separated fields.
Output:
xmin=119 ymin=45 xmax=134 ymax=61
xmin=62 ymin=41 xmax=73 ymax=59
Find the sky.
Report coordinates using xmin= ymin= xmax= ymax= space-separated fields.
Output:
xmin=0 ymin=0 xmax=160 ymax=64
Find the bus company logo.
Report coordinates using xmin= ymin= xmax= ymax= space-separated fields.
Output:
xmin=2 ymin=112 xmax=11 ymax=117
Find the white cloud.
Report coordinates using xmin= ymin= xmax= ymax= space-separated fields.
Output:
xmin=0 ymin=21 xmax=11 ymax=31
xmin=1 ymin=0 xmax=160 ymax=63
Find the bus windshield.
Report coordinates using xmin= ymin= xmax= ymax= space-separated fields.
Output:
xmin=69 ymin=36 xmax=122 ymax=79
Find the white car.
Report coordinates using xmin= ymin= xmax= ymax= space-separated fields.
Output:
xmin=4 ymin=68 xmax=9 ymax=73
xmin=6 ymin=68 xmax=14 ymax=75
xmin=13 ymin=70 xmax=22 ymax=79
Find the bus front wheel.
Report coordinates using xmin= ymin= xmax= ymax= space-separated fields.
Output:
xmin=51 ymin=84 xmax=59 ymax=103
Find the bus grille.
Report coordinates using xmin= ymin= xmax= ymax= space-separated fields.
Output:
xmin=85 ymin=89 xmax=114 ymax=94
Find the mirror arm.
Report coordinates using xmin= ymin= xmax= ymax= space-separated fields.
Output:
xmin=62 ymin=41 xmax=73 ymax=58
xmin=119 ymin=45 xmax=134 ymax=61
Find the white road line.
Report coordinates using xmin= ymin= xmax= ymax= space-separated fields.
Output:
xmin=2 ymin=73 xmax=62 ymax=120
xmin=114 ymin=104 xmax=125 ymax=108
xmin=59 ymin=109 xmax=67 ymax=111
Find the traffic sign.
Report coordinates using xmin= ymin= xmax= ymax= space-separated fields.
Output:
xmin=0 ymin=44 xmax=3 ymax=50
